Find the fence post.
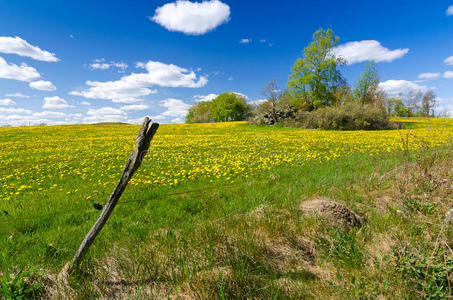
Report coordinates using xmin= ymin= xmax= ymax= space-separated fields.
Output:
xmin=64 ymin=117 xmax=159 ymax=274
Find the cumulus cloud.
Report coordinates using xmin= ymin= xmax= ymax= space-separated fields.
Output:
xmin=444 ymin=71 xmax=453 ymax=79
xmin=248 ymin=99 xmax=267 ymax=107
xmin=84 ymin=107 xmax=127 ymax=123
xmin=71 ymin=60 xmax=206 ymax=103
xmin=120 ymin=104 xmax=149 ymax=111
xmin=379 ymin=80 xmax=427 ymax=95
xmin=29 ymin=80 xmax=56 ymax=91
xmin=418 ymin=72 xmax=440 ymax=80
xmin=43 ymin=96 xmax=73 ymax=109
xmin=444 ymin=56 xmax=453 ymax=65
xmin=80 ymin=101 xmax=91 ymax=106
xmin=239 ymin=39 xmax=252 ymax=44
xmin=0 ymin=56 xmax=40 ymax=82
xmin=0 ymin=98 xmax=15 ymax=106
xmin=151 ymin=0 xmax=230 ymax=35
xmin=152 ymin=98 xmax=191 ymax=123
xmin=194 ymin=93 xmax=218 ymax=102
xmin=0 ymin=36 xmax=59 ymax=62
xmin=447 ymin=5 xmax=453 ymax=16
xmin=5 ymin=93 xmax=29 ymax=98
xmin=333 ymin=40 xmax=409 ymax=65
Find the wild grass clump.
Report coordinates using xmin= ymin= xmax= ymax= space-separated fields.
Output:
xmin=286 ymin=102 xmax=395 ymax=130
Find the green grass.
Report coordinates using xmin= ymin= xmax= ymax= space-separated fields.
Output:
xmin=1 ymin=123 xmax=452 ymax=298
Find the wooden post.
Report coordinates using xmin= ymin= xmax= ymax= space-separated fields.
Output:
xmin=66 ymin=117 xmax=159 ymax=273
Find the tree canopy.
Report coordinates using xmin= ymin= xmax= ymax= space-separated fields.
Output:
xmin=287 ymin=28 xmax=346 ymax=110
xmin=186 ymin=92 xmax=251 ymax=123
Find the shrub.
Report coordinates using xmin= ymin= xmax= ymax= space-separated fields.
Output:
xmin=301 ymin=102 xmax=395 ymax=130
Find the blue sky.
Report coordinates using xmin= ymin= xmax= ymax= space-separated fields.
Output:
xmin=0 ymin=0 xmax=452 ymax=125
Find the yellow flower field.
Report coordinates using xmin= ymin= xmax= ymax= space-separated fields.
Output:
xmin=0 ymin=118 xmax=452 ymax=204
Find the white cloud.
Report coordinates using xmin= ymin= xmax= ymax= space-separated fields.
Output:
xmin=84 ymin=107 xmax=127 ymax=123
xmin=5 ymin=93 xmax=29 ymax=98
xmin=120 ymin=104 xmax=149 ymax=111
xmin=239 ymin=39 xmax=252 ymax=44
xmin=379 ymin=80 xmax=427 ymax=95
xmin=172 ymin=117 xmax=184 ymax=124
xmin=29 ymin=80 xmax=56 ymax=91
xmin=0 ymin=36 xmax=59 ymax=62
xmin=0 ymin=98 xmax=15 ymax=106
xmin=33 ymin=111 xmax=66 ymax=118
xmin=152 ymin=98 xmax=191 ymax=122
xmin=0 ymin=56 xmax=40 ymax=82
xmin=80 ymin=101 xmax=91 ymax=106
xmin=444 ymin=56 xmax=453 ymax=65
xmin=43 ymin=96 xmax=73 ymax=109
xmin=194 ymin=93 xmax=218 ymax=102
xmin=259 ymin=39 xmax=267 ymax=43
xmin=418 ymin=72 xmax=440 ymax=80
xmin=0 ymin=107 xmax=32 ymax=114
xmin=89 ymin=61 xmax=128 ymax=72
xmin=447 ymin=5 xmax=453 ymax=16
xmin=444 ymin=71 xmax=453 ymax=79
xmin=151 ymin=0 xmax=230 ymax=35
xmin=227 ymin=76 xmax=234 ymax=81
xmin=333 ymin=40 xmax=409 ymax=65
xmin=71 ymin=60 xmax=206 ymax=103
xmin=231 ymin=91 xmax=248 ymax=99
xmin=248 ymin=99 xmax=267 ymax=107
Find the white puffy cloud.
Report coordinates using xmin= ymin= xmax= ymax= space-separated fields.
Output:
xmin=447 ymin=5 xmax=453 ymax=16
xmin=379 ymin=80 xmax=427 ymax=95
xmin=5 ymin=93 xmax=29 ymax=98
xmin=333 ymin=40 xmax=409 ymax=65
xmin=43 ymin=96 xmax=73 ymax=109
xmin=0 ymin=56 xmax=40 ymax=82
xmin=80 ymin=101 xmax=91 ymax=106
xmin=248 ymin=99 xmax=267 ymax=107
xmin=239 ymin=39 xmax=252 ymax=44
xmin=120 ymin=104 xmax=149 ymax=111
xmin=84 ymin=107 xmax=127 ymax=123
xmin=444 ymin=71 xmax=453 ymax=79
xmin=444 ymin=56 xmax=453 ymax=65
xmin=0 ymin=36 xmax=59 ymax=62
xmin=418 ymin=73 xmax=440 ymax=80
xmin=152 ymin=98 xmax=191 ymax=122
xmin=29 ymin=80 xmax=56 ymax=91
xmin=71 ymin=60 xmax=206 ymax=103
xmin=151 ymin=0 xmax=230 ymax=35
xmin=0 ymin=98 xmax=15 ymax=106
xmin=194 ymin=93 xmax=218 ymax=102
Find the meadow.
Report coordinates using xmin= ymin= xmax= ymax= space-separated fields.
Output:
xmin=0 ymin=118 xmax=452 ymax=298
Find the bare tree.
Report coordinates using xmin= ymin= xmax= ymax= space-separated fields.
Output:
xmin=261 ymin=79 xmax=280 ymax=124
xmin=405 ymin=90 xmax=423 ymax=116
xmin=421 ymin=90 xmax=437 ymax=117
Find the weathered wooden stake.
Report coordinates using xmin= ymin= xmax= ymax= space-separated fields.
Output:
xmin=65 ymin=117 xmax=159 ymax=273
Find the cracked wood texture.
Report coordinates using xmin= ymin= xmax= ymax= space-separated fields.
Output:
xmin=69 ymin=117 xmax=159 ymax=271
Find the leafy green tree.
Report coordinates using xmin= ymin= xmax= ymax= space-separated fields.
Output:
xmin=287 ymin=28 xmax=346 ymax=110
xmin=210 ymin=92 xmax=250 ymax=122
xmin=186 ymin=101 xmax=212 ymax=123
xmin=186 ymin=92 xmax=251 ymax=123
xmin=353 ymin=62 xmax=380 ymax=104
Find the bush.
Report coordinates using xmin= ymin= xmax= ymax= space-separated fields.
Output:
xmin=300 ymin=102 xmax=395 ymax=130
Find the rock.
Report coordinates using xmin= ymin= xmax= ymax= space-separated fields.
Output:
xmin=299 ymin=198 xmax=365 ymax=227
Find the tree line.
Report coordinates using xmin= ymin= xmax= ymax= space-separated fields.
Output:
xmin=187 ymin=28 xmax=440 ymax=128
